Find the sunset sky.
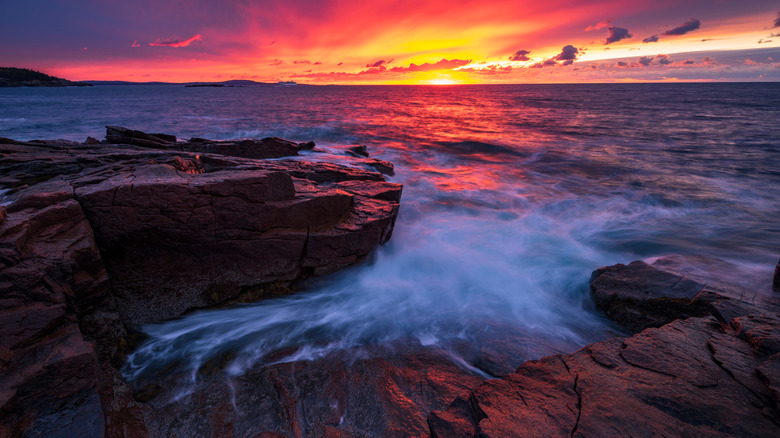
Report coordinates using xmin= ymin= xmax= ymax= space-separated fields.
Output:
xmin=2 ymin=0 xmax=779 ymax=84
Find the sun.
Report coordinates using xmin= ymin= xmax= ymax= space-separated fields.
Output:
xmin=428 ymin=78 xmax=458 ymax=85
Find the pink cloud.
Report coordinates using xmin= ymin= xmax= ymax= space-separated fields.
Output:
xmin=150 ymin=34 xmax=203 ymax=47
xmin=585 ymin=20 xmax=611 ymax=31
xmin=131 ymin=40 xmax=141 ymax=48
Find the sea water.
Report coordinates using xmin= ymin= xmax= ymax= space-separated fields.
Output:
xmin=2 ymin=83 xmax=779 ymax=383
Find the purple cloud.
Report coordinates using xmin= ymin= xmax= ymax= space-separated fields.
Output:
xmin=555 ymin=45 xmax=579 ymax=61
xmin=638 ymin=56 xmax=653 ymax=66
xmin=643 ymin=34 xmax=659 ymax=43
xmin=509 ymin=49 xmax=531 ymax=61
xmin=662 ymin=19 xmax=700 ymax=36
xmin=774 ymin=12 xmax=780 ymax=28
xmin=604 ymin=27 xmax=632 ymax=44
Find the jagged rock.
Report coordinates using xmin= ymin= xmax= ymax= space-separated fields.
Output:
xmin=0 ymin=130 xmax=402 ymax=436
xmin=0 ymin=192 xmax=129 ymax=437
xmin=430 ymin=261 xmax=780 ymax=437
xmin=346 ymin=145 xmax=369 ymax=157
xmin=106 ymin=126 xmax=176 ymax=148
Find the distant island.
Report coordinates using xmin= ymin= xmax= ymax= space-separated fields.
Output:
xmin=0 ymin=67 xmax=92 ymax=87
xmin=0 ymin=71 xmax=305 ymax=87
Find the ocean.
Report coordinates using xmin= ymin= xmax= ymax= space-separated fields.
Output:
xmin=2 ymin=83 xmax=779 ymax=386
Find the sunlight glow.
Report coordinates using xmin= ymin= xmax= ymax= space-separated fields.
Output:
xmin=428 ymin=78 xmax=458 ymax=85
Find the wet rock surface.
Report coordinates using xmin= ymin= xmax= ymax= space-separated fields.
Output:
xmin=0 ymin=128 xmax=401 ymax=436
xmin=430 ymin=259 xmax=780 ymax=437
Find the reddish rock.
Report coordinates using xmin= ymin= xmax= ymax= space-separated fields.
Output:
xmin=430 ymin=261 xmax=780 ymax=437
xmin=137 ymin=345 xmax=484 ymax=437
xmin=430 ymin=316 xmax=780 ymax=437
xmin=0 ymin=129 xmax=402 ymax=437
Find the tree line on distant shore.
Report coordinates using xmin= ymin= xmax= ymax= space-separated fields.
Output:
xmin=0 ymin=67 xmax=91 ymax=87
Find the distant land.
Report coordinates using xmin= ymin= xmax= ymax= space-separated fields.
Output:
xmin=85 ymin=79 xmax=305 ymax=87
xmin=0 ymin=67 xmax=93 ymax=87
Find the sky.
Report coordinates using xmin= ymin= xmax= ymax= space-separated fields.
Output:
xmin=2 ymin=0 xmax=779 ymax=84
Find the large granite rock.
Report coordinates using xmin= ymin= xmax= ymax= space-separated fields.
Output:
xmin=0 ymin=128 xmax=401 ymax=436
xmin=429 ymin=260 xmax=780 ymax=437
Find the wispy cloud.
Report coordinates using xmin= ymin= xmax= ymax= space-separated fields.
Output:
xmin=585 ymin=20 xmax=611 ymax=31
xmin=149 ymin=34 xmax=203 ymax=47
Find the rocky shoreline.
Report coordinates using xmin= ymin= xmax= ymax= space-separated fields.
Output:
xmin=1 ymin=129 xmax=779 ymax=436
xmin=429 ymin=260 xmax=780 ymax=437
xmin=0 ymin=128 xmax=401 ymax=436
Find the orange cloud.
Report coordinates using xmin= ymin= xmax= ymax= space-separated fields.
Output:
xmin=150 ymin=34 xmax=203 ymax=47
xmin=389 ymin=59 xmax=471 ymax=72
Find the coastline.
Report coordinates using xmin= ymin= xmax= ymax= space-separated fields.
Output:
xmin=1 ymin=128 xmax=779 ymax=436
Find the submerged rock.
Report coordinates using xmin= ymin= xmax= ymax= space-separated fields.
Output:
xmin=0 ymin=128 xmax=401 ymax=436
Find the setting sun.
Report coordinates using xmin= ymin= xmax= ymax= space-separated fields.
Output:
xmin=428 ymin=78 xmax=458 ymax=85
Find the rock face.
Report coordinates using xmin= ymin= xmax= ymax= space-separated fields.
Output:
xmin=429 ymin=260 xmax=780 ymax=437
xmin=0 ymin=128 xmax=401 ymax=436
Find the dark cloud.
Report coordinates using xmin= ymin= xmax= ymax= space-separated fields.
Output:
xmin=530 ymin=45 xmax=579 ymax=68
xmin=337 ymin=62 xmax=343 ymax=66
xmin=555 ymin=45 xmax=579 ymax=61
xmin=682 ymin=59 xmax=695 ymax=65
xmin=643 ymin=34 xmax=659 ymax=43
xmin=149 ymin=34 xmax=203 ymax=47
xmin=313 ymin=61 xmax=322 ymax=65
xmin=638 ymin=56 xmax=653 ymax=66
xmin=617 ymin=61 xmax=628 ymax=67
xmin=662 ymin=18 xmax=700 ymax=36
xmin=388 ymin=58 xmax=470 ymax=72
xmin=366 ymin=59 xmax=388 ymax=68
xmin=604 ymin=27 xmax=632 ymax=44
xmin=774 ymin=12 xmax=780 ymax=28
xmin=656 ymin=54 xmax=672 ymax=65
xmin=758 ymin=39 xmax=773 ymax=44
xmin=702 ymin=56 xmax=716 ymax=65
xmin=509 ymin=49 xmax=531 ymax=61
